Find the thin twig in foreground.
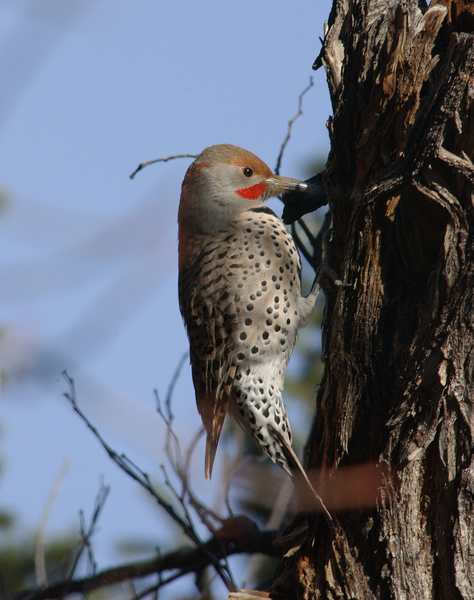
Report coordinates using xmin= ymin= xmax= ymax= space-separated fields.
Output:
xmin=130 ymin=154 xmax=197 ymax=179
xmin=275 ymin=77 xmax=314 ymax=176
xmin=67 ymin=479 xmax=110 ymax=580
xmin=62 ymin=371 xmax=236 ymax=592
xmin=12 ymin=527 xmax=281 ymax=600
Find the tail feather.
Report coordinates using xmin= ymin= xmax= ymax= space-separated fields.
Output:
xmin=205 ymin=436 xmax=218 ymax=479
xmin=270 ymin=426 xmax=335 ymax=534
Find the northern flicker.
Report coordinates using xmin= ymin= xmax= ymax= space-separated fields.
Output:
xmin=178 ymin=144 xmax=329 ymax=516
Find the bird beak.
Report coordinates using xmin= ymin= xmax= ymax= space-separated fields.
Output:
xmin=266 ymin=176 xmax=308 ymax=195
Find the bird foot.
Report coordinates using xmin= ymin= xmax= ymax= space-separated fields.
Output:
xmin=320 ymin=228 xmax=351 ymax=288
xmin=320 ymin=263 xmax=351 ymax=288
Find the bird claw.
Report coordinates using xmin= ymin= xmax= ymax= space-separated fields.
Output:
xmin=319 ymin=228 xmax=351 ymax=288
xmin=320 ymin=263 xmax=351 ymax=288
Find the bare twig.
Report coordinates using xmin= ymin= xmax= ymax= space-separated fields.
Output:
xmin=130 ymin=154 xmax=197 ymax=179
xmin=289 ymin=209 xmax=333 ymax=272
xmin=154 ymin=362 xmax=239 ymax=592
xmin=12 ymin=529 xmax=281 ymax=600
xmin=291 ymin=223 xmax=315 ymax=268
xmin=34 ymin=457 xmax=73 ymax=587
xmin=67 ymin=479 xmax=110 ymax=580
xmin=156 ymin=391 xmax=229 ymax=539
xmin=62 ymin=371 xmax=236 ymax=592
xmin=155 ymin=352 xmax=188 ymax=426
xmin=273 ymin=75 xmax=327 ymax=274
xmin=275 ymin=77 xmax=314 ymax=176
xmin=154 ymin=357 xmax=226 ymax=537
xmin=296 ymin=217 xmax=318 ymax=252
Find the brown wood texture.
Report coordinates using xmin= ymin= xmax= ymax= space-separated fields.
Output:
xmin=273 ymin=1 xmax=474 ymax=598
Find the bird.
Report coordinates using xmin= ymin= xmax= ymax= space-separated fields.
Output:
xmin=178 ymin=144 xmax=332 ymax=523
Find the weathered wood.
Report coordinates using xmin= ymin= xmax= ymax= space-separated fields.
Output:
xmin=273 ymin=1 xmax=474 ymax=598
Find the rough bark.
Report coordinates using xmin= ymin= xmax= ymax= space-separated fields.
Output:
xmin=273 ymin=1 xmax=474 ymax=598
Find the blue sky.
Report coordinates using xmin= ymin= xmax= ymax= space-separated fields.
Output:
xmin=0 ymin=0 xmax=332 ymax=595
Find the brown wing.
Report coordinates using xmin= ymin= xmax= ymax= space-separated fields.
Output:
xmin=178 ymin=239 xmax=239 ymax=478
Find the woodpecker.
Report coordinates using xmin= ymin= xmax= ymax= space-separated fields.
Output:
xmin=178 ymin=144 xmax=328 ymax=515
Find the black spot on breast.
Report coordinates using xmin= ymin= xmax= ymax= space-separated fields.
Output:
xmin=240 ymin=332 xmax=247 ymax=340
xmin=247 ymin=303 xmax=254 ymax=311
xmin=251 ymin=346 xmax=259 ymax=354
xmin=245 ymin=318 xmax=252 ymax=326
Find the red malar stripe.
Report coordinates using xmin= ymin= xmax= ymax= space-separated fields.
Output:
xmin=236 ymin=182 xmax=267 ymax=199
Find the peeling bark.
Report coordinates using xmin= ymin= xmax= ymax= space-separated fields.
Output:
xmin=273 ymin=1 xmax=474 ymax=598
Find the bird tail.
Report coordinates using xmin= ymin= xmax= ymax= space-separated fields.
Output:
xmin=269 ymin=426 xmax=335 ymax=534
xmin=205 ymin=436 xmax=218 ymax=479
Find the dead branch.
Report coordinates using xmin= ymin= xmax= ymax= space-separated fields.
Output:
xmin=274 ymin=77 xmax=314 ymax=176
xmin=68 ymin=479 xmax=110 ymax=579
xmin=129 ymin=153 xmax=197 ymax=179
xmin=62 ymin=371 xmax=236 ymax=592
xmin=11 ymin=529 xmax=281 ymax=600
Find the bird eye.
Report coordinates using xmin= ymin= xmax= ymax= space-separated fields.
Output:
xmin=243 ymin=167 xmax=254 ymax=178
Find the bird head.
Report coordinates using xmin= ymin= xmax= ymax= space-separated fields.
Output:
xmin=178 ymin=144 xmax=308 ymax=235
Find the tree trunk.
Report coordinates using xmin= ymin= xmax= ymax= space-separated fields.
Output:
xmin=273 ymin=1 xmax=474 ymax=598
